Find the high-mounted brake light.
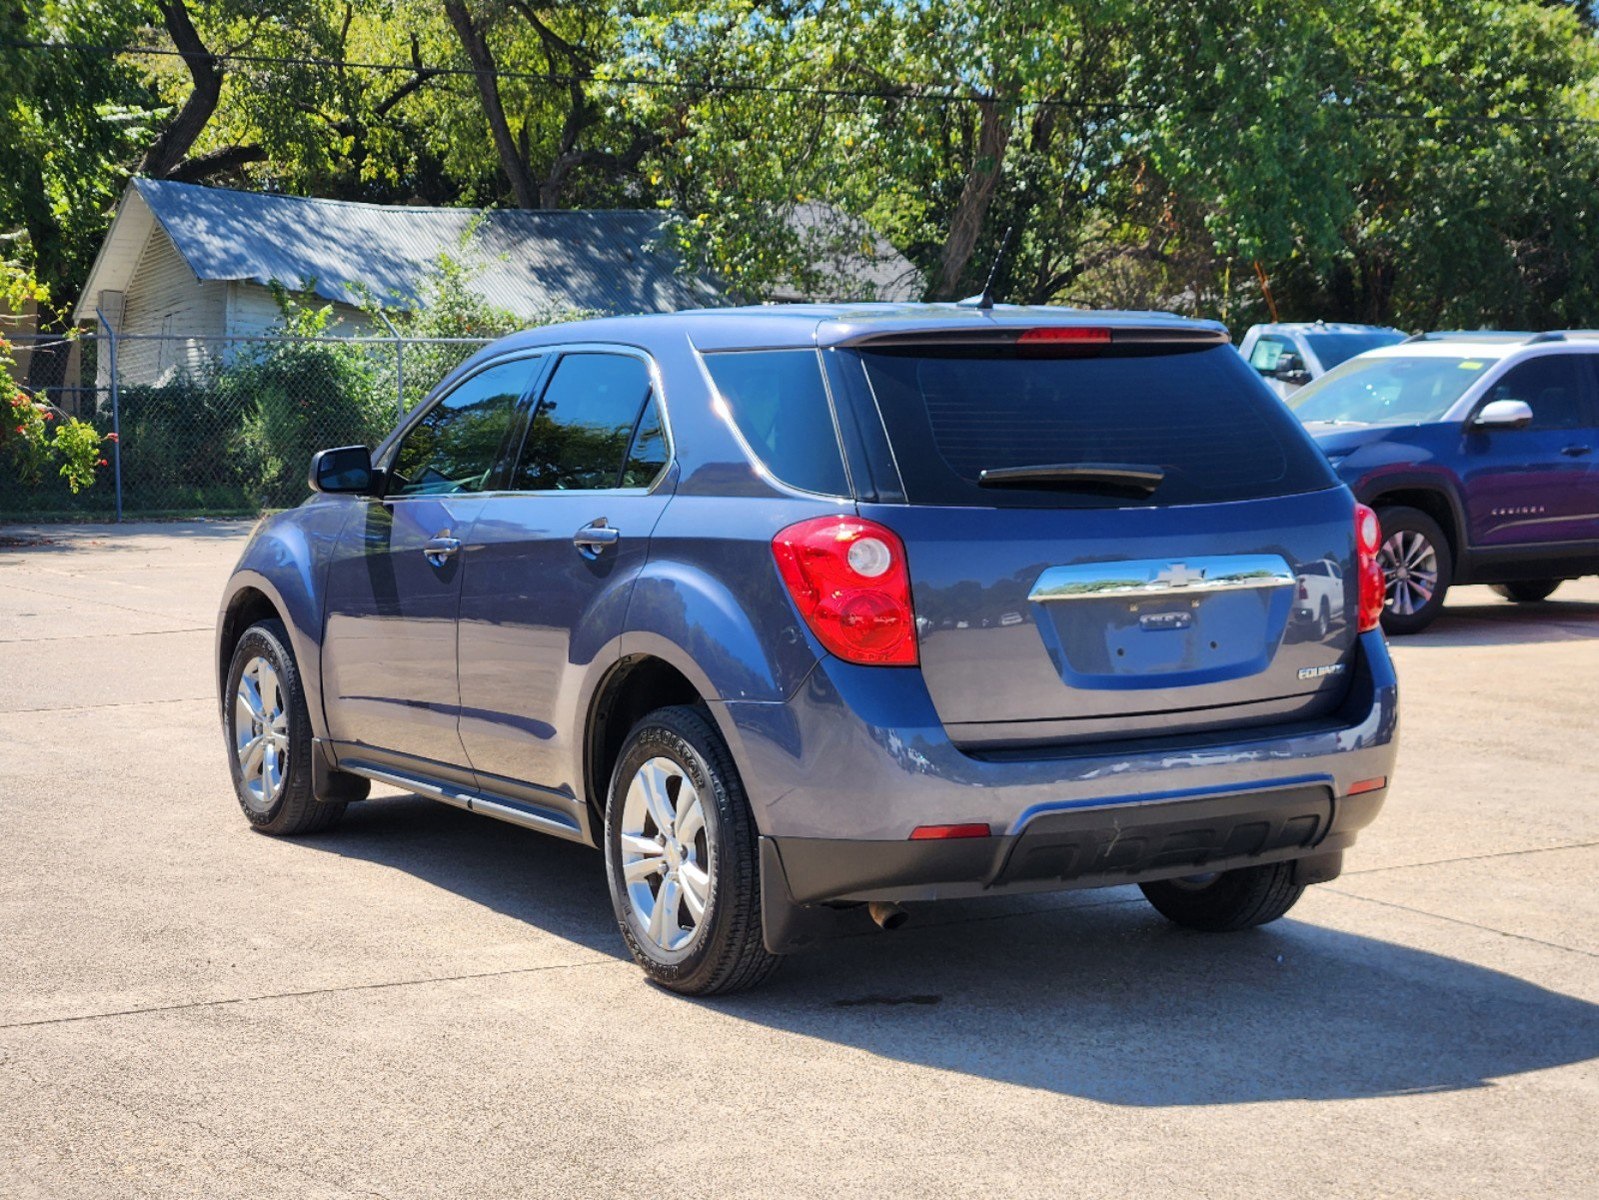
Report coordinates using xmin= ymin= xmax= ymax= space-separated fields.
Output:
xmin=1355 ymin=503 xmax=1385 ymax=633
xmin=772 ymin=516 xmax=918 ymax=666
xmin=1018 ymin=326 xmax=1111 ymax=345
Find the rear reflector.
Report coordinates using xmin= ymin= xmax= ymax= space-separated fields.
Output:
xmin=1349 ymin=777 xmax=1387 ymax=796
xmin=1018 ymin=326 xmax=1111 ymax=345
xmin=909 ymin=823 xmax=992 ymax=840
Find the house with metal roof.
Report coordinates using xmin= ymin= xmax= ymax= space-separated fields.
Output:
xmin=74 ymin=179 xmax=921 ymax=386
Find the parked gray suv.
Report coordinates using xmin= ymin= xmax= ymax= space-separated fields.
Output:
xmin=217 ymin=305 xmax=1399 ymax=994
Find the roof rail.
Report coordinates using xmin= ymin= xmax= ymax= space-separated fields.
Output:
xmin=1525 ymin=331 xmax=1566 ymax=344
xmin=1402 ymin=330 xmax=1533 ymax=344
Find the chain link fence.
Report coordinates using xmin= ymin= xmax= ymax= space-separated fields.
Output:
xmin=1 ymin=330 xmax=494 ymax=520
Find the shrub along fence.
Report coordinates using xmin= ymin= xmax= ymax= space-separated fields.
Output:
xmin=0 ymin=331 xmax=494 ymax=519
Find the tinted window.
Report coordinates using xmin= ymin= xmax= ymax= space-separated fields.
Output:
xmin=1248 ymin=336 xmax=1294 ymax=371
xmin=389 ymin=358 xmax=532 ymax=496
xmin=1302 ymin=331 xmax=1405 ymax=369
xmin=853 ymin=344 xmax=1335 ymax=509
xmin=1485 ymin=356 xmax=1590 ymax=431
xmin=1290 ymin=355 xmax=1493 ymax=426
xmin=514 ymin=353 xmax=653 ymax=490
xmin=622 ymin=396 xmax=669 ymax=487
xmin=703 ymin=350 xmax=849 ymax=496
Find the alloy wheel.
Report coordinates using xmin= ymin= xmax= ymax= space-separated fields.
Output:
xmin=619 ymin=757 xmax=713 ymax=954
xmin=234 ymin=655 xmax=289 ymax=812
xmin=1379 ymin=529 xmax=1438 ymax=617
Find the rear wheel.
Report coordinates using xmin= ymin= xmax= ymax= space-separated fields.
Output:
xmin=603 ymin=705 xmax=781 ymax=995
xmin=1491 ymin=579 xmax=1562 ymax=603
xmin=225 ymin=619 xmax=346 ymax=835
xmin=1140 ymin=862 xmax=1305 ymax=931
xmin=1375 ymin=506 xmax=1453 ymax=635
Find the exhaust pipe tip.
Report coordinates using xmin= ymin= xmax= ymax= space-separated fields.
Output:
xmin=868 ymin=901 xmax=909 ymax=931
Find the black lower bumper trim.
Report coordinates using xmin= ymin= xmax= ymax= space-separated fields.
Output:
xmin=767 ymin=783 xmax=1386 ymax=909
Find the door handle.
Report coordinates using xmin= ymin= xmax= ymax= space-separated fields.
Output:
xmin=574 ymin=519 xmax=620 ymax=556
xmin=1561 ymin=444 xmax=1592 ymax=457
xmin=423 ymin=532 xmax=461 ymax=567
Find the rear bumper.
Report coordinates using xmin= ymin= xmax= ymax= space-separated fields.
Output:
xmin=767 ymin=781 xmax=1381 ymax=906
xmin=712 ymin=629 xmax=1398 ymax=949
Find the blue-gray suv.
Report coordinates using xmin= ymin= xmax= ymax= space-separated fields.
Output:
xmin=216 ymin=305 xmax=1399 ymax=994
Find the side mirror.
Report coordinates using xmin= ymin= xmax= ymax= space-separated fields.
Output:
xmin=1274 ymin=352 xmax=1311 ymax=386
xmin=1472 ymin=399 xmax=1534 ymax=430
xmin=309 ymin=445 xmax=376 ymax=494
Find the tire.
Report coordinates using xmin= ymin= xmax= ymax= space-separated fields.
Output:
xmin=1491 ymin=579 xmax=1562 ymax=604
xmin=1315 ymin=598 xmax=1331 ymax=640
xmin=1139 ymin=862 xmax=1306 ymax=932
xmin=1375 ymin=505 xmax=1453 ymax=635
xmin=603 ymin=705 xmax=781 ymax=995
xmin=224 ymin=619 xmax=346 ymax=835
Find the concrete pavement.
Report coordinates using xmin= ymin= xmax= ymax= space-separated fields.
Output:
xmin=2 ymin=522 xmax=1596 ymax=1198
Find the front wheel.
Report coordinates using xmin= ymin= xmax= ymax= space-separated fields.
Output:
xmin=1140 ymin=862 xmax=1305 ymax=931
xmin=1491 ymin=579 xmax=1562 ymax=604
xmin=603 ymin=705 xmax=781 ymax=995
xmin=1376 ymin=506 xmax=1453 ymax=635
xmin=224 ymin=619 xmax=346 ymax=835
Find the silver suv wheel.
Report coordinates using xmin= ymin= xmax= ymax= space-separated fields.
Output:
xmin=233 ymin=655 xmax=289 ymax=813
xmin=619 ymin=756 xmax=713 ymax=954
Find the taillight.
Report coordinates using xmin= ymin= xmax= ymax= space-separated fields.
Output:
xmin=771 ymin=516 xmax=918 ymax=666
xmin=1355 ymin=503 xmax=1385 ymax=632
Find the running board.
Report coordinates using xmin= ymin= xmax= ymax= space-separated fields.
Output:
xmin=338 ymin=759 xmax=588 ymax=844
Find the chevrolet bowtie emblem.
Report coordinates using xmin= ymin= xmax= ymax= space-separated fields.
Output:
xmin=1153 ymin=563 xmax=1208 ymax=589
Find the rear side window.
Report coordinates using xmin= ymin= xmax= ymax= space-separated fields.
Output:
xmin=513 ymin=353 xmax=659 ymax=490
xmin=703 ymin=350 xmax=850 ymax=496
xmin=853 ymin=344 xmax=1336 ymax=508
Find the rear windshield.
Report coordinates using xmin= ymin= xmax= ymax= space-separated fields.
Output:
xmin=851 ymin=344 xmax=1336 ymax=508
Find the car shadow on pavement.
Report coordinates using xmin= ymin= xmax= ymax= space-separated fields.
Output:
xmin=308 ymin=793 xmax=1599 ymax=1108
xmin=1406 ymin=597 xmax=1599 ymax=647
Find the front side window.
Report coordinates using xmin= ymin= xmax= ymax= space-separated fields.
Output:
xmin=388 ymin=358 xmax=534 ymax=496
xmin=1289 ymin=355 xmax=1495 ymax=427
xmin=1484 ymin=356 xmax=1590 ymax=430
xmin=1248 ymin=336 xmax=1294 ymax=372
xmin=513 ymin=353 xmax=659 ymax=490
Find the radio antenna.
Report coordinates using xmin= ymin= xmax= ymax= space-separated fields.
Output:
xmin=976 ymin=224 xmax=1015 ymax=310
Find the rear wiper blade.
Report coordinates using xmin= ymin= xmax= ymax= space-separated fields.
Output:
xmin=976 ymin=462 xmax=1166 ymax=495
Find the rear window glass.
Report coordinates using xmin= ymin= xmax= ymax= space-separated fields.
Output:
xmin=852 ymin=344 xmax=1335 ymax=509
xmin=1302 ymin=330 xmax=1405 ymax=368
xmin=702 ymin=350 xmax=850 ymax=496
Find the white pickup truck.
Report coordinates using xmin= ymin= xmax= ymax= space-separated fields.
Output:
xmin=1238 ymin=322 xmax=1406 ymax=398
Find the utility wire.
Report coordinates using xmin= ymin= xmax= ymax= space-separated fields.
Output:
xmin=7 ymin=38 xmax=1599 ymax=126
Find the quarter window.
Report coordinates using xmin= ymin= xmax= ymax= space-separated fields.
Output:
xmin=513 ymin=353 xmax=659 ymax=490
xmin=702 ymin=350 xmax=850 ymax=496
xmin=388 ymin=358 xmax=533 ymax=496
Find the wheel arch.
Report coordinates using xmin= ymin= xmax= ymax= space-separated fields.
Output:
xmin=584 ymin=654 xmax=708 ymax=826
xmin=1361 ymin=481 xmax=1465 ymax=567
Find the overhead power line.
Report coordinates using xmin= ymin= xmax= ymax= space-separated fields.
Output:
xmin=6 ymin=37 xmax=1599 ymax=127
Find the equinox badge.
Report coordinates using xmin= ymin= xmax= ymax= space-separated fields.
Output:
xmin=1298 ymin=664 xmax=1347 ymax=680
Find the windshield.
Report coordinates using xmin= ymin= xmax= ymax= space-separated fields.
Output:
xmin=1288 ymin=354 xmax=1496 ymax=426
xmin=1302 ymin=330 xmax=1406 ymax=369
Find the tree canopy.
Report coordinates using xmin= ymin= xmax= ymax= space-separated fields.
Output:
xmin=6 ymin=0 xmax=1599 ymax=336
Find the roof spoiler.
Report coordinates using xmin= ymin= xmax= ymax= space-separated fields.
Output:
xmin=839 ymin=326 xmax=1229 ymax=350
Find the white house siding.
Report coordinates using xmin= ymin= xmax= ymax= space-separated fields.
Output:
xmin=111 ymin=225 xmax=227 ymax=386
xmin=223 ymin=282 xmax=374 ymax=340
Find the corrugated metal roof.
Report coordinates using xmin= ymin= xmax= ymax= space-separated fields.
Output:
xmin=128 ymin=178 xmax=725 ymax=318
